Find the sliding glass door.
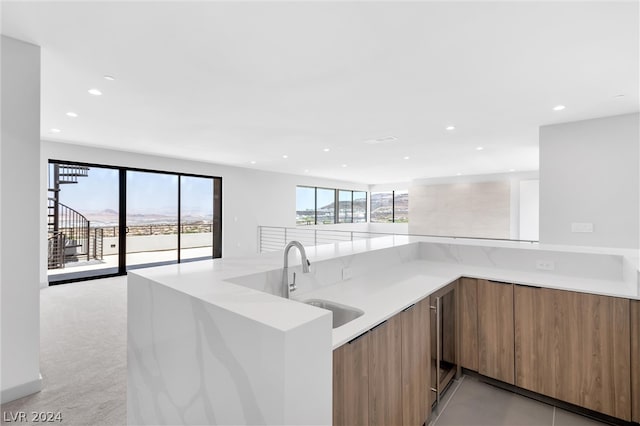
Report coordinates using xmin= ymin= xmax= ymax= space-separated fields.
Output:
xmin=180 ymin=176 xmax=214 ymax=262
xmin=47 ymin=163 xmax=121 ymax=283
xmin=47 ymin=160 xmax=222 ymax=284
xmin=126 ymin=171 xmax=179 ymax=270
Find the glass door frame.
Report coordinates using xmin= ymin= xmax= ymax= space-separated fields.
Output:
xmin=48 ymin=159 xmax=222 ymax=285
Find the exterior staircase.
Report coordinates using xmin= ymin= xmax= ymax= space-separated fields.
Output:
xmin=48 ymin=164 xmax=103 ymax=270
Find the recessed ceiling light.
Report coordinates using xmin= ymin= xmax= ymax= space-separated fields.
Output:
xmin=446 ymin=126 xmax=456 ymax=131
xmin=403 ymin=156 xmax=410 ymax=160
xmin=249 ymin=160 xmax=256 ymax=164
xmin=49 ymin=128 xmax=61 ymax=133
xmin=457 ymin=173 xmax=462 ymax=176
xmin=282 ymin=155 xmax=288 ymax=159
xmin=476 ymin=146 xmax=484 ymax=151
xmin=304 ymin=169 xmax=309 ymax=173
xmin=552 ymin=105 xmax=565 ymax=111
xmin=88 ymin=89 xmax=102 ymax=96
xmin=341 ymin=164 xmax=347 ymax=168
xmin=103 ymin=75 xmax=115 ymax=81
xmin=323 ymin=148 xmax=330 ymax=152
xmin=66 ymin=112 xmax=78 ymax=118
xmin=509 ymin=168 xmax=516 ymax=172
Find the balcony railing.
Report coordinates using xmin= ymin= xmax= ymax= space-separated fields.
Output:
xmin=258 ymin=226 xmax=539 ymax=253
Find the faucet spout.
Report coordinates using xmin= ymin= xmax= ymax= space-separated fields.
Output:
xmin=283 ymin=241 xmax=311 ymax=298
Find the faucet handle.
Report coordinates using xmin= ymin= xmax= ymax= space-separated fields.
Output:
xmin=289 ymin=272 xmax=297 ymax=292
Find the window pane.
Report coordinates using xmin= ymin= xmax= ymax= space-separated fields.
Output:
xmin=126 ymin=171 xmax=178 ymax=269
xmin=316 ymin=188 xmax=335 ymax=224
xmin=394 ymin=190 xmax=409 ymax=223
xmin=353 ymin=191 xmax=367 ymax=223
xmin=296 ymin=186 xmax=316 ymax=225
xmin=48 ymin=163 xmax=120 ymax=283
xmin=370 ymin=192 xmax=393 ymax=223
xmin=338 ymin=190 xmax=353 ymax=223
xmin=180 ymin=176 xmax=214 ymax=262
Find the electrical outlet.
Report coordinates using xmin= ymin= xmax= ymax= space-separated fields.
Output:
xmin=342 ymin=267 xmax=354 ymax=281
xmin=536 ymin=260 xmax=555 ymax=271
xmin=571 ymin=222 xmax=593 ymax=233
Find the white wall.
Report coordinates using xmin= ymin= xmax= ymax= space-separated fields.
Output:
xmin=1 ymin=36 xmax=42 ymax=403
xmin=519 ymin=180 xmax=539 ymax=241
xmin=41 ymin=141 xmax=368 ymax=279
xmin=539 ymin=113 xmax=640 ymax=249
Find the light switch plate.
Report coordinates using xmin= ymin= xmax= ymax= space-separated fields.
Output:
xmin=571 ymin=222 xmax=593 ymax=233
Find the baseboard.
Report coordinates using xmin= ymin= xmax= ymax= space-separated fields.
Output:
xmin=1 ymin=374 xmax=42 ymax=404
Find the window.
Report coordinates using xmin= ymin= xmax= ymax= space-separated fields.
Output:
xmin=296 ymin=186 xmax=316 ymax=225
xmin=394 ymin=190 xmax=409 ymax=223
xmin=296 ymin=186 xmax=367 ymax=225
xmin=370 ymin=190 xmax=408 ymax=223
xmin=338 ymin=190 xmax=353 ymax=223
xmin=316 ymin=188 xmax=336 ymax=224
xmin=353 ymin=191 xmax=367 ymax=223
xmin=370 ymin=192 xmax=394 ymax=222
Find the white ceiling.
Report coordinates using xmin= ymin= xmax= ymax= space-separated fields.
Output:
xmin=3 ymin=1 xmax=638 ymax=184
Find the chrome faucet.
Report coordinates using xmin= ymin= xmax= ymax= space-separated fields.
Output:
xmin=283 ymin=240 xmax=311 ymax=298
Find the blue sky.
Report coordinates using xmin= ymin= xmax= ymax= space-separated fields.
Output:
xmin=53 ymin=165 xmax=213 ymax=216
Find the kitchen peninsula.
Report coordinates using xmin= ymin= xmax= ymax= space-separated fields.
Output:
xmin=127 ymin=236 xmax=640 ymax=425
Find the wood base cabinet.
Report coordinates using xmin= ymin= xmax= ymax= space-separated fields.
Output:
xmin=401 ymin=297 xmax=431 ymax=426
xmin=334 ymin=297 xmax=431 ymax=426
xmin=632 ymin=300 xmax=640 ymax=423
xmin=369 ymin=316 xmax=403 ymax=426
xmin=458 ymin=277 xmax=478 ymax=371
xmin=477 ymin=280 xmax=514 ymax=384
xmin=333 ymin=332 xmax=370 ymax=426
xmin=514 ymin=286 xmax=631 ymax=421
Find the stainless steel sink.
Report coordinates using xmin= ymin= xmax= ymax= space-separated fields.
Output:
xmin=303 ymin=299 xmax=364 ymax=329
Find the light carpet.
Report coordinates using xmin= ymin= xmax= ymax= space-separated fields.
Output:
xmin=1 ymin=277 xmax=127 ymax=426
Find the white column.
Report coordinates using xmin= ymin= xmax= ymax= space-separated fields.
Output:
xmin=1 ymin=35 xmax=42 ymax=403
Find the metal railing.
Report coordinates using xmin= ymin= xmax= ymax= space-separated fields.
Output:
xmin=47 ymin=231 xmax=65 ymax=269
xmin=91 ymin=228 xmax=104 ymax=260
xmin=96 ymin=223 xmax=213 ymax=237
xmin=259 ymin=226 xmax=388 ymax=253
xmin=258 ymin=226 xmax=539 ymax=253
xmin=48 ymin=197 xmax=91 ymax=264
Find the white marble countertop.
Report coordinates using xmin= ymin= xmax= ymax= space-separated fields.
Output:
xmin=130 ymin=235 xmax=640 ymax=349
xmin=291 ymin=258 xmax=639 ymax=348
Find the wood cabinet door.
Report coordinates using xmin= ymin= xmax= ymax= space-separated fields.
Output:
xmin=514 ymin=285 xmax=556 ymax=397
xmin=477 ymin=279 xmax=514 ymax=384
xmin=459 ymin=277 xmax=478 ymax=371
xmin=401 ymin=297 xmax=431 ymax=426
xmin=333 ymin=332 xmax=369 ymax=426
xmin=369 ymin=315 xmax=403 ymax=426
xmin=630 ymin=300 xmax=639 ymax=423
xmin=515 ymin=286 xmax=631 ymax=421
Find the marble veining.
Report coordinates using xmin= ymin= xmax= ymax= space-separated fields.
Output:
xmin=128 ymin=274 xmax=332 ymax=425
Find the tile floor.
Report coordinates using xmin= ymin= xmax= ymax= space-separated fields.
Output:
xmin=430 ymin=376 xmax=609 ymax=426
